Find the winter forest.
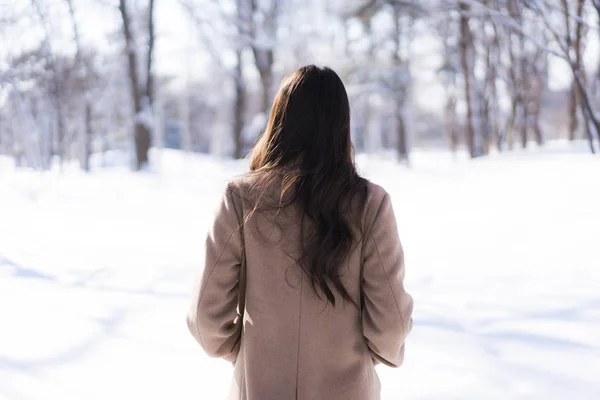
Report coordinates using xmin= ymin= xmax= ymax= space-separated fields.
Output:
xmin=1 ymin=1 xmax=600 ymax=400
xmin=1 ymin=0 xmax=599 ymax=168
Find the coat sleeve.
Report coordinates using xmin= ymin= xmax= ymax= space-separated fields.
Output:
xmin=187 ymin=182 xmax=244 ymax=363
xmin=361 ymin=192 xmax=413 ymax=367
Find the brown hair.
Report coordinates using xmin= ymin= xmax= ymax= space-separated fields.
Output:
xmin=248 ymin=65 xmax=367 ymax=306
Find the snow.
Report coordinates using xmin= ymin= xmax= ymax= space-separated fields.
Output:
xmin=1 ymin=143 xmax=600 ymax=400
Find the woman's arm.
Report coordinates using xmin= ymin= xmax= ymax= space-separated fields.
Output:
xmin=362 ymin=192 xmax=413 ymax=367
xmin=187 ymin=182 xmax=244 ymax=363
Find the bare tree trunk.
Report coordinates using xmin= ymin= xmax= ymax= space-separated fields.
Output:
xmin=568 ymin=83 xmax=578 ymax=140
xmin=440 ymin=16 xmax=459 ymax=154
xmin=520 ymin=106 xmax=528 ymax=148
xmin=573 ymin=69 xmax=600 ymax=153
xmin=29 ymin=0 xmax=70 ymax=168
xmin=248 ymin=0 xmax=277 ymax=116
xmin=503 ymin=0 xmax=528 ymax=151
xmin=393 ymin=5 xmax=409 ymax=162
xmin=259 ymin=71 xmax=273 ymax=115
xmin=517 ymin=7 xmax=528 ymax=149
xmin=459 ymin=2 xmax=477 ymax=158
xmin=134 ymin=125 xmax=151 ymax=168
xmin=565 ymin=0 xmax=586 ymax=141
xmin=505 ymin=98 xmax=517 ymax=150
xmin=594 ymin=1 xmax=600 ymax=96
xmin=67 ymin=0 xmax=93 ymax=171
xmin=480 ymin=25 xmax=492 ymax=155
xmin=480 ymin=3 xmax=499 ymax=155
xmin=563 ymin=0 xmax=598 ymax=152
xmin=528 ymin=82 xmax=544 ymax=146
xmin=480 ymin=99 xmax=491 ymax=155
xmin=82 ymin=101 xmax=91 ymax=171
xmin=531 ymin=58 xmax=544 ymax=146
xmin=41 ymin=103 xmax=52 ymax=169
xmin=396 ymin=105 xmax=408 ymax=161
xmin=558 ymin=0 xmax=578 ymax=141
xmin=445 ymin=94 xmax=458 ymax=154
xmin=520 ymin=56 xmax=529 ymax=149
xmin=489 ymin=4 xmax=501 ymax=151
xmin=183 ymin=0 xmax=249 ymax=159
xmin=56 ymin=103 xmax=66 ymax=167
xmin=119 ymin=0 xmax=154 ymax=170
xmin=233 ymin=50 xmax=246 ymax=159
xmin=119 ymin=0 xmax=141 ymax=160
xmin=141 ymin=0 xmax=155 ymax=166
xmin=147 ymin=0 xmax=155 ymax=107
xmin=532 ymin=110 xmax=543 ymax=146
xmin=575 ymin=4 xmax=586 ymax=84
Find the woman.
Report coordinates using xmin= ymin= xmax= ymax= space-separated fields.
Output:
xmin=187 ymin=65 xmax=413 ymax=400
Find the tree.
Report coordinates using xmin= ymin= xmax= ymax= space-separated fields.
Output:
xmin=180 ymin=0 xmax=248 ymax=159
xmin=477 ymin=0 xmax=501 ymax=154
xmin=66 ymin=0 xmax=93 ymax=171
xmin=341 ymin=0 xmax=419 ymax=161
xmin=118 ymin=0 xmax=156 ymax=170
xmin=390 ymin=2 xmax=415 ymax=163
xmin=233 ymin=46 xmax=247 ymax=159
xmin=437 ymin=12 xmax=460 ymax=155
xmin=594 ymin=0 xmax=600 ymax=96
xmin=451 ymin=0 xmax=598 ymax=152
xmin=459 ymin=1 xmax=479 ymax=158
xmin=242 ymin=0 xmax=280 ymax=115
xmin=562 ymin=0 xmax=586 ymax=141
xmin=524 ymin=0 xmax=600 ymax=153
xmin=3 ymin=0 xmax=599 ymax=166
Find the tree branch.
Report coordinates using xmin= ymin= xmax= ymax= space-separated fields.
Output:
xmin=178 ymin=0 xmax=236 ymax=79
xmin=118 ymin=0 xmax=140 ymax=113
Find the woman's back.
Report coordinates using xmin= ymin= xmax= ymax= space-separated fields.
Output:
xmin=188 ymin=177 xmax=412 ymax=400
xmin=186 ymin=65 xmax=413 ymax=399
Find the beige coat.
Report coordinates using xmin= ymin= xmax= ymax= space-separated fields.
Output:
xmin=187 ymin=177 xmax=413 ymax=400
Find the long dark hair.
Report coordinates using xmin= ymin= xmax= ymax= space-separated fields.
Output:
xmin=248 ymin=65 xmax=367 ymax=306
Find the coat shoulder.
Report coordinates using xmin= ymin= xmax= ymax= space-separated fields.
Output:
xmin=365 ymin=180 xmax=388 ymax=202
xmin=224 ymin=174 xmax=255 ymax=197
xmin=364 ymin=180 xmax=390 ymax=213
xmin=353 ymin=180 xmax=392 ymax=236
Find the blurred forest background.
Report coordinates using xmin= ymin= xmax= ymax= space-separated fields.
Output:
xmin=2 ymin=3 xmax=600 ymax=399
xmin=0 ymin=0 xmax=599 ymax=171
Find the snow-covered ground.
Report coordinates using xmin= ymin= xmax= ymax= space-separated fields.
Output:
xmin=1 ymin=143 xmax=599 ymax=400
